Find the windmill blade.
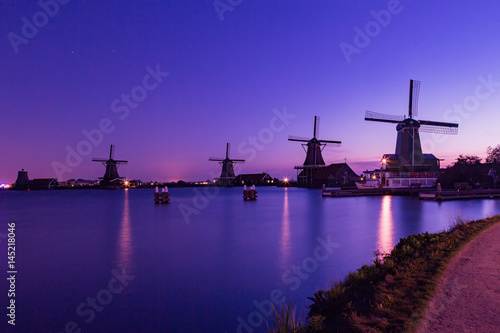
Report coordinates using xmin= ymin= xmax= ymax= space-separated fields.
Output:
xmin=319 ymin=140 xmax=342 ymax=145
xmin=109 ymin=145 xmax=114 ymax=159
xmin=419 ymin=124 xmax=458 ymax=135
xmin=114 ymin=160 xmax=128 ymax=164
xmin=409 ymin=79 xmax=421 ymax=118
xmin=313 ymin=116 xmax=319 ymax=138
xmin=419 ymin=118 xmax=459 ymax=135
xmin=92 ymin=158 xmax=108 ymax=162
xmin=288 ymin=135 xmax=310 ymax=142
xmin=226 ymin=142 xmax=230 ymax=159
xmin=209 ymin=157 xmax=225 ymax=161
xmin=230 ymin=159 xmax=245 ymax=163
xmin=365 ymin=110 xmax=404 ymax=124
xmin=288 ymin=138 xmax=309 ymax=142
xmin=420 ymin=125 xmax=457 ymax=134
xmin=319 ymin=142 xmax=341 ymax=148
xmin=419 ymin=119 xmax=459 ymax=128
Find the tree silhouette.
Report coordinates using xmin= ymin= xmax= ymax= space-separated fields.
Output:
xmin=455 ymin=155 xmax=482 ymax=165
xmin=486 ymin=145 xmax=500 ymax=163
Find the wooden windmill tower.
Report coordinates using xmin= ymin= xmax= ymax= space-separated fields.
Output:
xmin=13 ymin=169 xmax=30 ymax=190
xmin=365 ymin=79 xmax=458 ymax=171
xmin=92 ymin=145 xmax=128 ymax=188
xmin=209 ymin=143 xmax=245 ymax=186
xmin=288 ymin=116 xmax=341 ymax=185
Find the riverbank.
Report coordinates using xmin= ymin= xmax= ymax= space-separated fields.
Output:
xmin=302 ymin=214 xmax=500 ymax=332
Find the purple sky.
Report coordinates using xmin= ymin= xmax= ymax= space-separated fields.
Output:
xmin=1 ymin=0 xmax=499 ymax=183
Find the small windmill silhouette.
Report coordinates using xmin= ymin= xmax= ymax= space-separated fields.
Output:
xmin=92 ymin=145 xmax=128 ymax=187
xmin=209 ymin=143 xmax=245 ymax=186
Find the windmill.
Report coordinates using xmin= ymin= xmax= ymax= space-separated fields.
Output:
xmin=288 ymin=116 xmax=342 ymax=186
xmin=209 ymin=143 xmax=245 ymax=186
xmin=365 ymin=79 xmax=458 ymax=171
xmin=92 ymin=145 xmax=128 ymax=187
xmin=288 ymin=116 xmax=341 ymax=166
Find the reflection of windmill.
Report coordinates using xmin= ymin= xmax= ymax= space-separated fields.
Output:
xmin=288 ymin=116 xmax=341 ymax=185
xmin=209 ymin=143 xmax=245 ymax=186
xmin=92 ymin=145 xmax=128 ymax=188
xmin=365 ymin=79 xmax=458 ymax=171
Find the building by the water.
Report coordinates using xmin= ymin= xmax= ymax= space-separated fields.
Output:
xmin=13 ymin=169 xmax=60 ymax=190
xmin=233 ymin=172 xmax=275 ymax=186
xmin=309 ymin=163 xmax=359 ymax=187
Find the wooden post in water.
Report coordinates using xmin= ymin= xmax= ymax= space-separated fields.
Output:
xmin=243 ymin=185 xmax=258 ymax=200
xmin=155 ymin=186 xmax=171 ymax=204
xmin=436 ymin=183 xmax=442 ymax=201
xmin=154 ymin=187 xmax=160 ymax=204
xmin=322 ymin=184 xmax=327 ymax=196
xmin=161 ymin=186 xmax=171 ymax=203
xmin=154 ymin=187 xmax=159 ymax=204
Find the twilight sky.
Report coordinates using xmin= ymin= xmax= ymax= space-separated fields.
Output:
xmin=1 ymin=0 xmax=499 ymax=183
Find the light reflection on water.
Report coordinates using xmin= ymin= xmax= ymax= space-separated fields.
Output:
xmin=377 ymin=195 xmax=394 ymax=256
xmin=481 ymin=198 xmax=498 ymax=217
xmin=280 ymin=187 xmax=291 ymax=268
xmin=117 ymin=189 xmax=133 ymax=270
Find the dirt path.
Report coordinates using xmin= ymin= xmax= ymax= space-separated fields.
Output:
xmin=417 ymin=222 xmax=500 ymax=332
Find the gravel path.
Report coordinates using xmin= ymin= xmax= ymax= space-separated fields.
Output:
xmin=417 ymin=222 xmax=500 ymax=332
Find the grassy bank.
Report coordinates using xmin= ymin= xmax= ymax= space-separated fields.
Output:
xmin=268 ymin=215 xmax=500 ymax=332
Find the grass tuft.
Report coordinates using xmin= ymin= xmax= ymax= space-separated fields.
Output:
xmin=266 ymin=301 xmax=304 ymax=333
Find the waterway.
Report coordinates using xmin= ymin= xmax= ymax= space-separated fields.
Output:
xmin=0 ymin=188 xmax=499 ymax=332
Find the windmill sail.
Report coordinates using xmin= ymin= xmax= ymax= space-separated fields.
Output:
xmin=409 ymin=79 xmax=420 ymax=118
xmin=365 ymin=111 xmax=405 ymax=124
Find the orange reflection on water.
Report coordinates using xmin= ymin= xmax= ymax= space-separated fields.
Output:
xmin=117 ymin=190 xmax=133 ymax=269
xmin=377 ymin=195 xmax=394 ymax=256
xmin=280 ymin=188 xmax=291 ymax=267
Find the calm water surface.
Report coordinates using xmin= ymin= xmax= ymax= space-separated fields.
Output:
xmin=1 ymin=187 xmax=499 ymax=332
